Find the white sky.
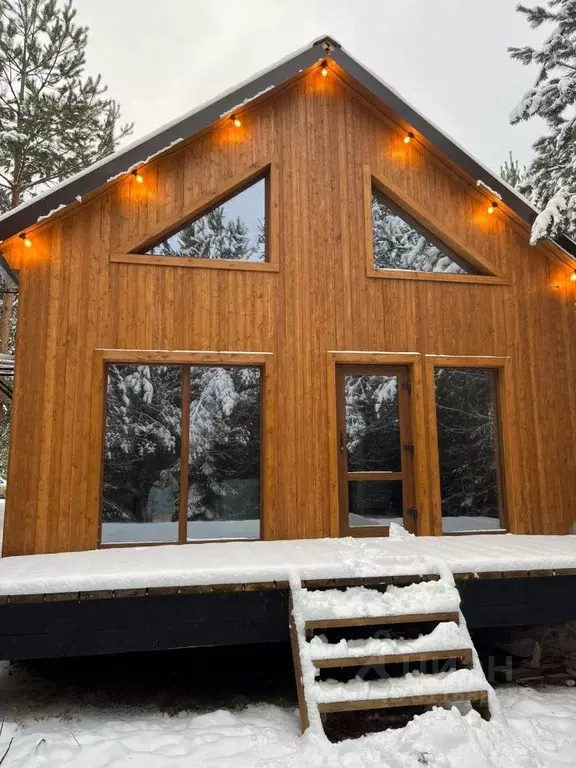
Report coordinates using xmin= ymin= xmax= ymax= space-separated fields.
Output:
xmin=75 ymin=0 xmax=548 ymax=175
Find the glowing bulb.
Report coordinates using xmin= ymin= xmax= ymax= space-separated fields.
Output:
xmin=131 ymin=170 xmax=143 ymax=183
xmin=487 ymin=202 xmax=498 ymax=215
xmin=230 ymin=115 xmax=241 ymax=128
xmin=571 ymin=270 xmax=576 ymax=282
xmin=321 ymin=60 xmax=328 ymax=77
xmin=404 ymin=132 xmax=415 ymax=144
xmin=19 ymin=233 xmax=32 ymax=247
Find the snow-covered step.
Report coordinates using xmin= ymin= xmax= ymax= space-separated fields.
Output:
xmin=317 ymin=689 xmax=490 ymax=717
xmin=298 ymin=580 xmax=460 ymax=624
xmin=312 ymin=647 xmax=473 ymax=669
xmin=307 ymin=620 xmax=468 ymax=662
xmin=289 ymin=564 xmax=495 ymax=736
xmin=312 ymin=668 xmax=489 ymax=705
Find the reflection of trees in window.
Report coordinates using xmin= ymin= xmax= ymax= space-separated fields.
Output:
xmin=372 ymin=190 xmax=476 ymax=274
xmin=102 ymin=364 xmax=261 ymax=531
xmin=435 ymin=368 xmax=500 ymax=521
xmin=103 ymin=365 xmax=182 ymax=523
xmin=187 ymin=366 xmax=260 ymax=522
xmin=344 ymin=374 xmax=400 ymax=472
xmin=145 ymin=179 xmax=266 ymax=261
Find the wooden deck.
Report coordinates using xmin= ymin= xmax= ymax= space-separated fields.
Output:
xmin=1 ymin=535 xmax=575 ymax=660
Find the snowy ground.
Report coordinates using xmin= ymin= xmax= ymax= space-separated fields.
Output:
xmin=1 ymin=646 xmax=575 ymax=768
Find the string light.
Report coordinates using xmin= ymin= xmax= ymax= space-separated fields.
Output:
xmin=321 ymin=60 xmax=328 ymax=77
xmin=570 ymin=269 xmax=576 ymax=282
xmin=487 ymin=201 xmax=499 ymax=215
xmin=19 ymin=233 xmax=32 ymax=248
xmin=131 ymin=170 xmax=144 ymax=183
xmin=230 ymin=114 xmax=242 ymax=128
xmin=404 ymin=132 xmax=415 ymax=144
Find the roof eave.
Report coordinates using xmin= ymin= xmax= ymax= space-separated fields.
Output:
xmin=0 ymin=38 xmax=330 ymax=243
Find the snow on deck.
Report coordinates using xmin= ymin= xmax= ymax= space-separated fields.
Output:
xmin=1 ymin=534 xmax=576 ymax=597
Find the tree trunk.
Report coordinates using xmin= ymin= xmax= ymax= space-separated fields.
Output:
xmin=0 ymin=293 xmax=14 ymax=355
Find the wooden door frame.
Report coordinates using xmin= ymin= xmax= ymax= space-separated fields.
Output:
xmin=423 ymin=355 xmax=517 ymax=535
xmin=89 ymin=349 xmax=275 ymax=549
xmin=327 ymin=352 xmax=431 ymax=536
xmin=336 ymin=363 xmax=416 ymax=537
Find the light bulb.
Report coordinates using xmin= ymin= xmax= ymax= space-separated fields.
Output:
xmin=231 ymin=115 xmax=241 ymax=128
xmin=404 ymin=132 xmax=414 ymax=144
xmin=571 ymin=270 xmax=576 ymax=282
xmin=132 ymin=170 xmax=143 ymax=183
xmin=321 ymin=60 xmax=328 ymax=77
xmin=19 ymin=233 xmax=32 ymax=247
xmin=487 ymin=202 xmax=498 ymax=215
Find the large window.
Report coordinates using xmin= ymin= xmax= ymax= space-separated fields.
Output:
xmin=101 ymin=364 xmax=261 ymax=545
xmin=434 ymin=367 xmax=504 ymax=532
xmin=142 ymin=178 xmax=266 ymax=262
xmin=372 ymin=188 xmax=478 ymax=274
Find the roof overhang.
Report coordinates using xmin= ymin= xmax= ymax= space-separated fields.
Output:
xmin=1 ymin=35 xmax=575 ymax=264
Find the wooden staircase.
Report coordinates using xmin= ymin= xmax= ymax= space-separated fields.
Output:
xmin=289 ymin=570 xmax=492 ymax=738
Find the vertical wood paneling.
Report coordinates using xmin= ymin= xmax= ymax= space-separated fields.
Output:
xmin=3 ymin=70 xmax=575 ymax=555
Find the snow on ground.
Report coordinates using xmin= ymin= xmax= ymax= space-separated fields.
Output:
xmin=2 ymin=534 xmax=576 ymax=596
xmin=0 ymin=652 xmax=575 ymax=768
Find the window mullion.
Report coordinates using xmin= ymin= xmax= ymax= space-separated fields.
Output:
xmin=179 ymin=365 xmax=191 ymax=544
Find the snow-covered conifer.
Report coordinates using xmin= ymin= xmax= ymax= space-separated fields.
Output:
xmin=509 ymin=1 xmax=576 ymax=241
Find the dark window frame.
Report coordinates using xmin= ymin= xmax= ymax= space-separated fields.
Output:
xmin=99 ymin=360 xmax=264 ymax=548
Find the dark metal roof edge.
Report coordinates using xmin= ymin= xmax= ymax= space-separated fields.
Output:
xmin=1 ymin=35 xmax=575 ymax=262
xmin=0 ymin=40 xmax=328 ymax=242
xmin=331 ymin=46 xmax=576 ymax=262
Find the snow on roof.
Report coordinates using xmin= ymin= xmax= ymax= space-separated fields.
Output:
xmin=1 ymin=534 xmax=575 ymax=597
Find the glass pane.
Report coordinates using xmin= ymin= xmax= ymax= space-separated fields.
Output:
xmin=349 ymin=481 xmax=403 ymax=527
xmin=187 ymin=366 xmax=260 ymax=540
xmin=434 ymin=368 xmax=502 ymax=532
xmin=345 ymin=374 xmax=401 ymax=472
xmin=145 ymin=179 xmax=266 ymax=261
xmin=102 ymin=365 xmax=181 ymax=544
xmin=372 ymin=189 xmax=477 ymax=274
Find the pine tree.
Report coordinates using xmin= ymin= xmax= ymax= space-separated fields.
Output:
xmin=0 ymin=0 xmax=133 ymax=474
xmin=500 ymin=151 xmax=527 ymax=189
xmin=0 ymin=0 xmax=133 ymax=213
xmin=509 ymin=1 xmax=576 ymax=241
xmin=175 ymin=208 xmax=258 ymax=261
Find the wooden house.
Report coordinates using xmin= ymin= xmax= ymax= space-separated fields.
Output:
xmin=0 ymin=35 xmax=575 ymax=562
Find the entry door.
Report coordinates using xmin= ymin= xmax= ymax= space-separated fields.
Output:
xmin=336 ymin=365 xmax=416 ymax=536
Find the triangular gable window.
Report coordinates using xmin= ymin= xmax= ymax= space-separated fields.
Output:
xmin=143 ymin=177 xmax=266 ymax=262
xmin=372 ymin=187 xmax=478 ymax=275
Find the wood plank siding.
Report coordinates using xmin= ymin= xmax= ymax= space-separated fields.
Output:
xmin=2 ymin=65 xmax=575 ymax=555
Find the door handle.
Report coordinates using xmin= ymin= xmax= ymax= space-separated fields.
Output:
xmin=339 ymin=431 xmax=345 ymax=454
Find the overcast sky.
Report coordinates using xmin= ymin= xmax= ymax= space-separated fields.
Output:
xmin=75 ymin=0 xmax=548 ymax=174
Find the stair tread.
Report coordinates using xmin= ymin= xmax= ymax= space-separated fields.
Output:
xmin=295 ymin=581 xmax=460 ymax=623
xmin=313 ymin=647 xmax=473 ymax=668
xmin=312 ymin=668 xmax=488 ymax=704
xmin=307 ymin=619 xmax=468 ymax=661
xmin=317 ymin=689 xmax=489 ymax=714
xmin=305 ymin=611 xmax=460 ymax=629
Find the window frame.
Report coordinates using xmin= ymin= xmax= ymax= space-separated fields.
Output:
xmin=364 ymin=165 xmax=507 ymax=284
xmin=112 ymin=161 xmax=279 ymax=273
xmin=424 ymin=355 xmax=514 ymax=535
xmin=94 ymin=349 xmax=273 ymax=548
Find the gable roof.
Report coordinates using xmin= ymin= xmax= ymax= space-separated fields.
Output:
xmin=1 ymin=35 xmax=575 ymax=264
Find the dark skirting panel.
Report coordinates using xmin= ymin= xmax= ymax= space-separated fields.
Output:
xmin=1 ymin=576 xmax=575 ymax=661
